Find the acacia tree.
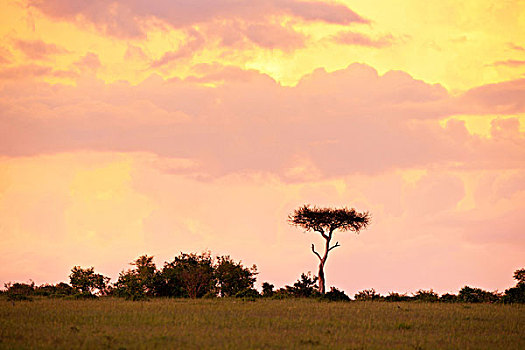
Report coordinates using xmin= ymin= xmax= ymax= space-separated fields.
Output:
xmin=289 ymin=205 xmax=370 ymax=294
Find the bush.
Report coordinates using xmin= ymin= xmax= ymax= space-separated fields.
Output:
xmin=458 ymin=286 xmax=500 ymax=303
xmin=235 ymin=288 xmax=260 ymax=300
xmin=34 ymin=283 xmax=74 ymax=298
xmin=440 ymin=293 xmax=458 ymax=303
xmin=384 ymin=292 xmax=412 ymax=302
xmin=413 ymin=289 xmax=439 ymax=302
xmin=502 ymin=284 xmax=525 ymax=303
xmin=323 ymin=287 xmax=350 ymax=301
xmin=385 ymin=292 xmax=411 ymax=302
xmin=160 ymin=252 xmax=216 ymax=298
xmin=215 ymin=256 xmax=257 ymax=297
xmin=354 ymin=288 xmax=383 ymax=301
xmin=261 ymin=282 xmax=274 ymax=297
xmin=5 ymin=282 xmax=35 ymax=301
xmin=285 ymin=272 xmax=318 ymax=298
xmin=69 ymin=266 xmax=110 ymax=296
xmin=501 ymin=269 xmax=525 ymax=303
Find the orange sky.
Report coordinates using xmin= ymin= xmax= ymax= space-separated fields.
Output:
xmin=1 ymin=0 xmax=524 ymax=294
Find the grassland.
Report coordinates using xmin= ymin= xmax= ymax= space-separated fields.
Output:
xmin=0 ymin=298 xmax=523 ymax=349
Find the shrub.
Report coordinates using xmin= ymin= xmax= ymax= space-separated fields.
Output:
xmin=285 ymin=272 xmax=318 ymax=298
xmin=69 ymin=266 xmax=110 ymax=296
xmin=261 ymin=282 xmax=274 ymax=297
xmin=5 ymin=282 xmax=35 ymax=301
xmin=384 ymin=292 xmax=412 ymax=302
xmin=235 ymin=288 xmax=260 ymax=300
xmin=160 ymin=252 xmax=216 ymax=298
xmin=502 ymin=269 xmax=525 ymax=303
xmin=502 ymin=284 xmax=525 ymax=303
xmin=354 ymin=288 xmax=383 ymax=301
xmin=323 ymin=287 xmax=350 ymax=301
xmin=33 ymin=283 xmax=74 ymax=297
xmin=458 ymin=286 xmax=500 ymax=303
xmin=440 ymin=293 xmax=458 ymax=303
xmin=413 ymin=289 xmax=439 ymax=302
xmin=215 ymin=256 xmax=257 ymax=297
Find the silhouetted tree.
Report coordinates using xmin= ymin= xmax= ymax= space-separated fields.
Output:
xmin=261 ymin=282 xmax=275 ymax=297
xmin=215 ymin=256 xmax=257 ymax=297
xmin=69 ymin=266 xmax=110 ymax=296
xmin=354 ymin=288 xmax=383 ymax=301
xmin=458 ymin=286 xmax=500 ymax=303
xmin=4 ymin=282 xmax=35 ymax=301
xmin=114 ymin=255 xmax=159 ymax=300
xmin=160 ymin=252 xmax=216 ymax=298
xmin=503 ymin=267 xmax=525 ymax=303
xmin=285 ymin=272 xmax=318 ymax=298
xmin=324 ymin=287 xmax=350 ymax=301
xmin=514 ymin=268 xmax=525 ymax=285
xmin=289 ymin=205 xmax=370 ymax=294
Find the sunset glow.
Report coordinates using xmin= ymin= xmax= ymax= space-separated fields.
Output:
xmin=1 ymin=0 xmax=524 ymax=295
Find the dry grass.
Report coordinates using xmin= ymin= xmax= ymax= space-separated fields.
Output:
xmin=0 ymin=298 xmax=523 ymax=349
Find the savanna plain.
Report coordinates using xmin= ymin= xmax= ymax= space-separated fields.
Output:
xmin=1 ymin=298 xmax=523 ymax=349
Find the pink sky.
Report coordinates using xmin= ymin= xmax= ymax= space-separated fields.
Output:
xmin=1 ymin=0 xmax=524 ymax=295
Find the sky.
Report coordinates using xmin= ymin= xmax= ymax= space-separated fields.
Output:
xmin=1 ymin=0 xmax=524 ymax=295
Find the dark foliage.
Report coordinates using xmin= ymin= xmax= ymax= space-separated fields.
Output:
xmin=34 ymin=282 xmax=74 ymax=297
xmin=235 ymin=288 xmax=260 ymax=300
xmin=162 ymin=252 xmax=216 ymax=298
xmin=502 ymin=268 xmax=525 ymax=303
xmin=114 ymin=255 xmax=159 ymax=300
xmin=261 ymin=282 xmax=274 ymax=297
xmin=69 ymin=266 xmax=110 ymax=296
xmin=289 ymin=205 xmax=370 ymax=233
xmin=323 ymin=287 xmax=350 ymax=301
xmin=384 ymin=292 xmax=412 ymax=302
xmin=5 ymin=282 xmax=35 ymax=301
xmin=215 ymin=256 xmax=257 ymax=297
xmin=502 ymin=284 xmax=525 ymax=303
xmin=413 ymin=289 xmax=439 ymax=302
xmin=354 ymin=288 xmax=383 ymax=301
xmin=458 ymin=286 xmax=500 ymax=303
xmin=440 ymin=293 xmax=459 ymax=303
xmin=285 ymin=272 xmax=319 ymax=298
xmin=514 ymin=268 xmax=525 ymax=285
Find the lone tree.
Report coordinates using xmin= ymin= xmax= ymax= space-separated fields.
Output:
xmin=289 ymin=205 xmax=370 ymax=294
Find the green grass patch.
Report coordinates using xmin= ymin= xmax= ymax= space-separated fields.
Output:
xmin=0 ymin=298 xmax=523 ymax=349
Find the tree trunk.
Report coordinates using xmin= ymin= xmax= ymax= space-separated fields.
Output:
xmin=318 ymin=261 xmax=325 ymax=294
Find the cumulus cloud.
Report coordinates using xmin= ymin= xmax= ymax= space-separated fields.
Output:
xmin=1 ymin=63 xmax=523 ymax=179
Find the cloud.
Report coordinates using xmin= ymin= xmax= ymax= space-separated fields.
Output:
xmin=491 ymin=59 xmax=525 ymax=68
xmin=508 ymin=43 xmax=525 ymax=52
xmin=29 ymin=0 xmax=367 ymax=39
xmin=244 ymin=23 xmax=306 ymax=51
xmin=1 ymin=63 xmax=523 ymax=180
xmin=74 ymin=52 xmax=101 ymax=72
xmin=124 ymin=45 xmax=148 ymax=61
xmin=13 ymin=39 xmax=68 ymax=60
xmin=458 ymin=78 xmax=525 ymax=115
xmin=0 ymin=47 xmax=13 ymax=64
xmin=330 ymin=31 xmax=393 ymax=48
xmin=151 ymin=29 xmax=205 ymax=68
xmin=0 ymin=64 xmax=77 ymax=80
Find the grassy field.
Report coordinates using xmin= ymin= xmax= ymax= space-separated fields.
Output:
xmin=0 ymin=298 xmax=523 ymax=349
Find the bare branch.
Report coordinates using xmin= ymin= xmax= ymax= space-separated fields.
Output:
xmin=328 ymin=241 xmax=340 ymax=252
xmin=311 ymin=244 xmax=322 ymax=261
xmin=311 ymin=226 xmax=327 ymax=240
